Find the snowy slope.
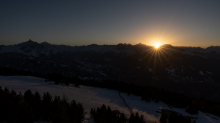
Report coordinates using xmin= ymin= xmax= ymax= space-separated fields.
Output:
xmin=0 ymin=76 xmax=219 ymax=123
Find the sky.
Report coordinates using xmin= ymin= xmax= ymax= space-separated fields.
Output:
xmin=0 ymin=0 xmax=220 ymax=48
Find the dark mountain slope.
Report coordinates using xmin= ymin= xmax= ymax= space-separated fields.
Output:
xmin=1 ymin=40 xmax=220 ymax=100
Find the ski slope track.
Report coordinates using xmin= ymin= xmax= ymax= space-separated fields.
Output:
xmin=0 ymin=76 xmax=219 ymax=123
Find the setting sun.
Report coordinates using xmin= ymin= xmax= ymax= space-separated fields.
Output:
xmin=153 ymin=43 xmax=161 ymax=48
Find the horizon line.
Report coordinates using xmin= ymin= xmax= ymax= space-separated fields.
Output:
xmin=1 ymin=40 xmax=220 ymax=49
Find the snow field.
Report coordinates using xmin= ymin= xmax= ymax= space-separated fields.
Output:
xmin=0 ymin=76 xmax=219 ymax=123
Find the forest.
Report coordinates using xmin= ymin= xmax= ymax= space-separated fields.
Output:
xmin=0 ymin=87 xmax=84 ymax=123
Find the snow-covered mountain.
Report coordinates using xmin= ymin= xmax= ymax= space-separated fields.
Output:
xmin=1 ymin=40 xmax=220 ymax=100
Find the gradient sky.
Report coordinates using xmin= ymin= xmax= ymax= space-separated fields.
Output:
xmin=0 ymin=0 xmax=220 ymax=47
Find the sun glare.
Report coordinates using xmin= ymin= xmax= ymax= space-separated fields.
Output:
xmin=153 ymin=43 xmax=161 ymax=49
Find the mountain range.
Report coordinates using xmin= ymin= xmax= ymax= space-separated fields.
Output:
xmin=1 ymin=40 xmax=220 ymax=100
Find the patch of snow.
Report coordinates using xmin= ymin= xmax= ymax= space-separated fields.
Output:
xmin=199 ymin=71 xmax=204 ymax=75
xmin=166 ymin=68 xmax=176 ymax=76
xmin=206 ymin=71 xmax=212 ymax=75
xmin=166 ymin=68 xmax=175 ymax=73
xmin=78 ymin=77 xmax=88 ymax=80
xmin=61 ymin=64 xmax=68 ymax=67
xmin=98 ymin=71 xmax=107 ymax=77
xmin=104 ymin=58 xmax=110 ymax=61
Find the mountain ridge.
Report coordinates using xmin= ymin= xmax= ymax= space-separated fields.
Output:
xmin=1 ymin=40 xmax=220 ymax=100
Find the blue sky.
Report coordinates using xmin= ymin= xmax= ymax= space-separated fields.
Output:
xmin=0 ymin=0 xmax=220 ymax=47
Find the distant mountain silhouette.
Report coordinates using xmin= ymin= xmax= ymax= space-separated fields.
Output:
xmin=1 ymin=40 xmax=220 ymax=100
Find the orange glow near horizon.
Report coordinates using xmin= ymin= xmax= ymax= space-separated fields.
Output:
xmin=152 ymin=41 xmax=163 ymax=49
xmin=153 ymin=43 xmax=161 ymax=48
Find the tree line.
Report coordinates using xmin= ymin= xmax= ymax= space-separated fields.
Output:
xmin=0 ymin=86 xmax=84 ymax=123
xmin=90 ymin=104 xmax=145 ymax=123
xmin=160 ymin=109 xmax=196 ymax=123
